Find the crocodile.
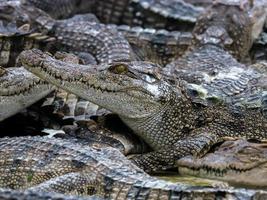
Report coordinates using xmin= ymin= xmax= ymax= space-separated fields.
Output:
xmin=0 ymin=1 xmax=57 ymax=67
xmin=0 ymin=188 xmax=103 ymax=200
xmin=22 ymin=0 xmax=94 ymax=19
xmin=0 ymin=10 xmax=193 ymax=68
xmin=162 ymin=1 xmax=267 ymax=95
xmin=20 ymin=48 xmax=267 ymax=172
xmin=167 ymin=0 xmax=267 ymax=85
xmin=1 ymin=136 xmax=267 ymax=199
xmin=115 ymin=25 xmax=193 ymax=66
xmin=19 ymin=0 xmax=267 ymax=172
xmin=0 ymin=27 xmax=52 ymax=68
xmin=0 ymin=1 xmax=133 ymax=66
xmin=24 ymin=0 xmax=204 ymax=30
xmin=6 ymin=0 xmax=264 ymax=68
xmin=0 ymin=66 xmax=54 ymax=121
xmin=41 ymin=89 xmax=106 ymax=121
xmin=177 ymin=139 xmax=267 ymax=188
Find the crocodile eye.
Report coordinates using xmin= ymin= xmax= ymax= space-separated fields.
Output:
xmin=109 ymin=64 xmax=128 ymax=74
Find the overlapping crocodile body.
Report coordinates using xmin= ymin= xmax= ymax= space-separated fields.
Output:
xmin=23 ymin=0 xmax=94 ymax=19
xmin=0 ymin=136 xmax=188 ymax=198
xmin=115 ymin=25 xmax=193 ymax=65
xmin=24 ymin=0 xmax=203 ymax=30
xmin=0 ymin=136 xmax=267 ymax=199
xmin=52 ymin=20 xmax=132 ymax=63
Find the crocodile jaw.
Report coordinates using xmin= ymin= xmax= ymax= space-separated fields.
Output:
xmin=0 ymin=83 xmax=53 ymax=121
xmin=178 ymin=164 xmax=267 ymax=187
xmin=0 ymin=67 xmax=54 ymax=121
xmin=177 ymin=139 xmax=267 ymax=187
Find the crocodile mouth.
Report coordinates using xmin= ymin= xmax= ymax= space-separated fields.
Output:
xmin=27 ymin=62 xmax=152 ymax=96
xmin=0 ymin=67 xmax=52 ymax=97
xmin=178 ymin=165 xmax=256 ymax=177
xmin=178 ymin=162 xmax=267 ymax=187
xmin=20 ymin=49 xmax=157 ymax=97
xmin=0 ymin=80 xmax=51 ymax=96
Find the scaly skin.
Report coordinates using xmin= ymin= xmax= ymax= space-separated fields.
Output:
xmin=0 ymin=0 xmax=56 ymax=67
xmin=22 ymin=0 xmax=94 ymax=19
xmin=163 ymin=0 xmax=267 ymax=82
xmin=177 ymin=139 xmax=267 ymax=188
xmin=118 ymin=0 xmax=203 ymax=27
xmin=24 ymin=0 xmax=203 ymax=30
xmin=34 ymin=51 xmax=150 ymax=156
xmin=52 ymin=20 xmax=132 ymax=63
xmin=167 ymin=0 xmax=259 ymax=66
xmin=115 ymin=25 xmax=193 ymax=66
xmin=1 ymin=136 xmax=267 ymax=199
xmin=0 ymin=30 xmax=51 ymax=67
xmin=19 ymin=0 xmax=266 ymax=173
xmin=193 ymin=0 xmax=267 ymax=60
xmin=42 ymin=89 xmax=107 ymax=121
xmin=0 ymin=136 xmax=189 ymax=195
xmin=0 ymin=188 xmax=102 ymax=200
xmin=0 ymin=1 xmax=133 ymax=65
xmin=165 ymin=0 xmax=267 ymax=87
xmin=163 ymin=1 xmax=267 ymax=111
xmin=20 ymin=49 xmax=267 ymax=173
xmin=0 ymin=2 xmax=194 ymax=67
xmin=0 ymin=67 xmax=54 ymax=121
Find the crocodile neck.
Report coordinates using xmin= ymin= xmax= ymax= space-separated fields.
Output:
xmin=120 ymin=87 xmax=198 ymax=149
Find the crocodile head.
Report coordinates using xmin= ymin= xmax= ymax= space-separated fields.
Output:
xmin=0 ymin=67 xmax=55 ymax=121
xmin=192 ymin=1 xmax=267 ymax=61
xmin=177 ymin=139 xmax=267 ymax=187
xmin=20 ymin=49 xmax=193 ymax=149
xmin=20 ymin=49 xmax=181 ymax=118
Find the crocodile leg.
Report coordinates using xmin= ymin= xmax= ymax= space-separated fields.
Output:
xmin=130 ymin=131 xmax=221 ymax=172
xmin=132 ymin=116 xmax=261 ymax=172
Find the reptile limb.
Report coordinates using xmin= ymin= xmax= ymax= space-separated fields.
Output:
xmin=131 ymin=132 xmax=221 ymax=171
